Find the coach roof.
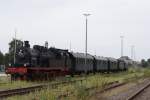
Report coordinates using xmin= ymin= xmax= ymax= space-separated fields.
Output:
xmin=94 ymin=56 xmax=107 ymax=61
xmin=107 ymin=57 xmax=117 ymax=62
xmin=71 ymin=52 xmax=94 ymax=59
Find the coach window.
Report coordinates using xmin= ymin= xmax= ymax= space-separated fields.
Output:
xmin=99 ymin=61 xmax=101 ymax=66
xmin=83 ymin=59 xmax=84 ymax=64
xmin=86 ymin=59 xmax=88 ymax=63
xmin=112 ymin=62 xmax=114 ymax=67
xmin=100 ymin=61 xmax=102 ymax=66
xmin=78 ymin=58 xmax=80 ymax=64
xmin=87 ymin=59 xmax=89 ymax=63
xmin=79 ymin=58 xmax=81 ymax=64
xmin=104 ymin=61 xmax=106 ymax=67
xmin=105 ymin=61 xmax=108 ymax=66
xmin=81 ymin=58 xmax=83 ymax=65
xmin=76 ymin=58 xmax=78 ymax=64
xmin=79 ymin=58 xmax=81 ymax=65
xmin=115 ymin=62 xmax=117 ymax=67
xmin=82 ymin=58 xmax=84 ymax=64
xmin=80 ymin=59 xmax=82 ymax=64
xmin=80 ymin=58 xmax=82 ymax=64
xmin=98 ymin=61 xmax=100 ymax=66
xmin=111 ymin=62 xmax=113 ymax=67
xmin=101 ymin=61 xmax=103 ymax=66
xmin=102 ymin=61 xmax=104 ymax=67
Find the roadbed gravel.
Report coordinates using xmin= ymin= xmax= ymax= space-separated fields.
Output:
xmin=91 ymin=78 xmax=150 ymax=100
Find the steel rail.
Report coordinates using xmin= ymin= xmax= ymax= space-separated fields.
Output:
xmin=57 ymin=81 xmax=126 ymax=99
xmin=126 ymin=81 xmax=150 ymax=100
xmin=0 ymin=79 xmax=85 ymax=98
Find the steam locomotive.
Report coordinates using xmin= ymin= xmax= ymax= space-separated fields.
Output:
xmin=6 ymin=41 xmax=128 ymax=80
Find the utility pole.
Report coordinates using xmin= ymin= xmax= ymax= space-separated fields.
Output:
xmin=94 ymin=50 xmax=96 ymax=56
xmin=69 ymin=42 xmax=72 ymax=52
xmin=14 ymin=29 xmax=17 ymax=64
xmin=131 ymin=45 xmax=134 ymax=60
xmin=120 ymin=36 xmax=124 ymax=57
xmin=83 ymin=13 xmax=91 ymax=72
xmin=134 ymin=46 xmax=136 ymax=61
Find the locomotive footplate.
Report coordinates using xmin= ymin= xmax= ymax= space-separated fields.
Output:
xmin=6 ymin=67 xmax=27 ymax=75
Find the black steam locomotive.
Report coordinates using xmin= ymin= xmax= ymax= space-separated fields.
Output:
xmin=6 ymin=41 xmax=128 ymax=80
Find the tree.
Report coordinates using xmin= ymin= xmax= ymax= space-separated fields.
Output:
xmin=147 ymin=58 xmax=150 ymax=64
xmin=8 ymin=39 xmax=23 ymax=64
xmin=4 ymin=53 xmax=10 ymax=66
xmin=141 ymin=59 xmax=148 ymax=67
xmin=0 ymin=51 xmax=4 ymax=65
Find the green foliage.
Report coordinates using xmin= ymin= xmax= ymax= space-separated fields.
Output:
xmin=9 ymin=39 xmax=23 ymax=54
xmin=74 ymin=84 xmax=89 ymax=100
xmin=139 ymin=58 xmax=150 ymax=68
xmin=7 ymin=89 xmax=56 ymax=100
xmin=4 ymin=53 xmax=10 ymax=65
xmin=8 ymin=39 xmax=23 ymax=64
xmin=33 ymin=89 xmax=56 ymax=100
xmin=141 ymin=59 xmax=148 ymax=67
xmin=147 ymin=58 xmax=150 ymax=63
xmin=0 ymin=79 xmax=38 ymax=90
xmin=0 ymin=51 xmax=4 ymax=65
xmin=128 ymin=67 xmax=141 ymax=73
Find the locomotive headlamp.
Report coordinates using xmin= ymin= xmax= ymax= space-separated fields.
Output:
xmin=24 ymin=64 xmax=27 ymax=67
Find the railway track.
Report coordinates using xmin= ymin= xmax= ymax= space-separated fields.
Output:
xmin=126 ymin=80 xmax=150 ymax=100
xmin=0 ymin=85 xmax=44 ymax=98
xmin=57 ymin=81 xmax=126 ymax=99
xmin=0 ymin=79 xmax=124 ymax=99
xmin=0 ymin=79 xmax=85 ymax=98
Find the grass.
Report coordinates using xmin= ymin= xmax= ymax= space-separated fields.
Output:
xmin=0 ymin=80 xmax=38 ymax=90
xmin=0 ymin=75 xmax=41 ymax=90
xmin=0 ymin=75 xmax=10 ymax=83
xmin=5 ymin=67 xmax=150 ymax=100
xmin=0 ymin=75 xmax=84 ymax=90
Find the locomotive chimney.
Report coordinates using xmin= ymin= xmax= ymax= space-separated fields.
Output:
xmin=45 ymin=41 xmax=48 ymax=48
xmin=24 ymin=41 xmax=30 ymax=48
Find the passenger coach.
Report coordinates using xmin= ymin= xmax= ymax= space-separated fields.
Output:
xmin=70 ymin=52 xmax=94 ymax=74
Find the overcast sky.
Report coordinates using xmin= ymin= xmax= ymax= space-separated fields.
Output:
xmin=0 ymin=0 xmax=150 ymax=61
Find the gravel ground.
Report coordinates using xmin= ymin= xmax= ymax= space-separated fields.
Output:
xmin=92 ymin=83 xmax=135 ymax=100
xmin=131 ymin=83 xmax=150 ymax=100
xmin=107 ymin=79 xmax=150 ymax=100
xmin=91 ymin=78 xmax=150 ymax=100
